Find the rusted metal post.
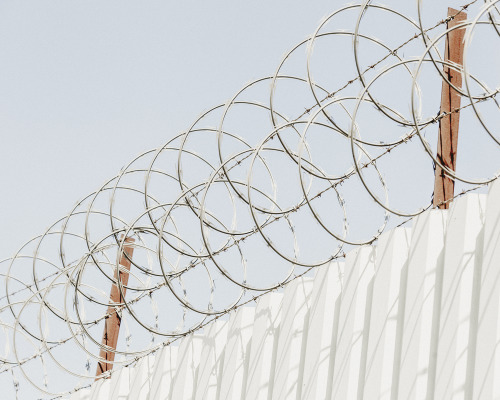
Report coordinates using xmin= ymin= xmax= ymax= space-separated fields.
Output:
xmin=433 ymin=8 xmax=467 ymax=208
xmin=95 ymin=236 xmax=135 ymax=379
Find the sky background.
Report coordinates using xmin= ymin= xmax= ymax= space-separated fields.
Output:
xmin=2 ymin=0 xmax=497 ymax=258
xmin=0 ymin=0 xmax=345 ymax=258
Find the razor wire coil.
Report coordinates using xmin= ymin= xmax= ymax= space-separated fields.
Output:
xmin=1 ymin=0 xmax=500 ymax=397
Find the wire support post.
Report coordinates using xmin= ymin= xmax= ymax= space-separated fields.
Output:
xmin=433 ymin=7 xmax=467 ymax=209
xmin=95 ymin=236 xmax=135 ymax=379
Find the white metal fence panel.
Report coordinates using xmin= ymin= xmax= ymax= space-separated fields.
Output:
xmin=245 ymin=292 xmax=282 ymax=400
xmin=128 ymin=351 xmax=154 ymax=399
xmin=147 ymin=345 xmax=177 ymax=400
xmin=397 ymin=209 xmax=447 ymax=400
xmin=271 ymin=277 xmax=313 ymax=400
xmin=474 ymin=181 xmax=500 ymax=399
xmin=170 ymin=334 xmax=202 ymax=400
xmin=434 ymin=194 xmax=486 ymax=400
xmin=219 ymin=306 xmax=255 ymax=400
xmin=194 ymin=320 xmax=227 ymax=400
xmin=302 ymin=261 xmax=343 ymax=400
xmin=363 ymin=227 xmax=411 ymax=400
xmin=331 ymin=246 xmax=374 ymax=400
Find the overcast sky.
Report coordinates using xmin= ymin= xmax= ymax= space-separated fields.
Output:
xmin=3 ymin=1 xmax=495 ymax=258
xmin=0 ymin=0 xmax=341 ymax=258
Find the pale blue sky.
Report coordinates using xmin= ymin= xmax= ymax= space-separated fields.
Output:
xmin=2 ymin=0 xmax=497 ymax=257
xmin=0 ymin=0 xmax=342 ymax=258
